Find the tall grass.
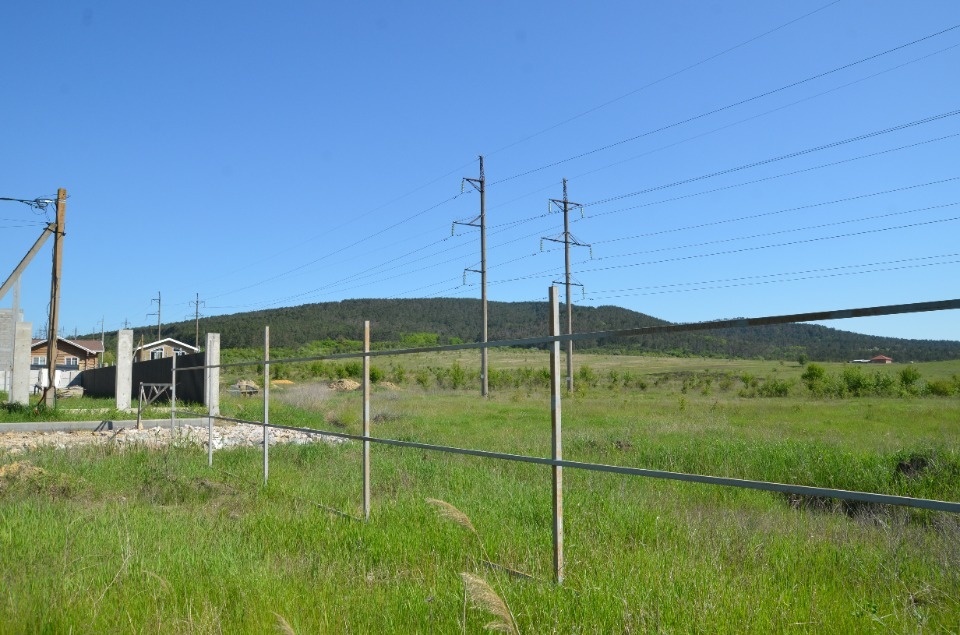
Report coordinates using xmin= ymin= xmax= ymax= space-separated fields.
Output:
xmin=2 ymin=380 xmax=959 ymax=631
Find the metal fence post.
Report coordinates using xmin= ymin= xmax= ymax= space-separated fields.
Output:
xmin=263 ymin=325 xmax=270 ymax=485
xmin=170 ymin=353 xmax=177 ymax=436
xmin=549 ymin=285 xmax=564 ymax=584
xmin=207 ymin=356 xmax=214 ymax=468
xmin=362 ymin=320 xmax=371 ymax=521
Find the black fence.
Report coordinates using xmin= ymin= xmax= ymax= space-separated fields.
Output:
xmin=77 ymin=352 xmax=206 ymax=404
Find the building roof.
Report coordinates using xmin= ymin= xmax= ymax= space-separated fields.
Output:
xmin=133 ymin=337 xmax=199 ymax=353
xmin=870 ymin=355 xmax=893 ymax=361
xmin=31 ymin=337 xmax=104 ymax=354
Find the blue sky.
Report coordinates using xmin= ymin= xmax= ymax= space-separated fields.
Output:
xmin=2 ymin=1 xmax=959 ymax=344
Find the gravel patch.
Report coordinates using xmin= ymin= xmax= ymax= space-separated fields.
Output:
xmin=0 ymin=423 xmax=344 ymax=456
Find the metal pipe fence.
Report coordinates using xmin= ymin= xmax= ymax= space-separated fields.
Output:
xmin=172 ymin=291 xmax=960 ymax=584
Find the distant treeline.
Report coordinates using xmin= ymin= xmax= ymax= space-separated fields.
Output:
xmin=94 ymin=298 xmax=960 ymax=362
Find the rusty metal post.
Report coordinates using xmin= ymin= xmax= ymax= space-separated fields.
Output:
xmin=362 ymin=320 xmax=371 ymax=520
xmin=549 ymin=285 xmax=564 ymax=584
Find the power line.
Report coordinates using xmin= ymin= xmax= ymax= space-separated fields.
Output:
xmin=486 ymin=0 xmax=843 ymax=157
xmin=486 ymin=216 xmax=960 ymax=286
xmin=585 ymin=255 xmax=960 ymax=301
xmin=592 ymin=202 xmax=959 ymax=262
xmin=490 ymin=22 xmax=960 ymax=186
xmin=593 ymin=179 xmax=960 ymax=245
xmin=205 ymin=190 xmax=472 ymax=302
xmin=585 ymin=108 xmax=960 ymax=207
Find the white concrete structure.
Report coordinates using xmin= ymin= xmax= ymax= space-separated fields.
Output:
xmin=205 ymin=332 xmax=220 ymax=416
xmin=116 ymin=329 xmax=133 ymax=410
xmin=10 ymin=321 xmax=31 ymax=404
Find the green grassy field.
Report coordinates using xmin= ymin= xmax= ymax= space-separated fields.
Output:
xmin=2 ymin=355 xmax=959 ymax=632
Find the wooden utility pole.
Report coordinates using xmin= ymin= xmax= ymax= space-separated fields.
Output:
xmin=542 ymin=179 xmax=589 ymax=392
xmin=43 ymin=188 xmax=66 ymax=408
xmin=456 ymin=155 xmax=488 ymax=396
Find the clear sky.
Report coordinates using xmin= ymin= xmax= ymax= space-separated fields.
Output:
xmin=2 ymin=1 xmax=958 ymax=344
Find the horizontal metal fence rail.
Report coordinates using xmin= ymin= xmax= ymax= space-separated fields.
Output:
xmin=210 ymin=415 xmax=960 ymax=515
xmin=176 ymin=297 xmax=960 ymax=372
xmin=187 ymin=292 xmax=960 ymax=583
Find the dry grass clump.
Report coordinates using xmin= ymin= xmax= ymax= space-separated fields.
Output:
xmin=426 ymin=498 xmax=520 ymax=633
xmin=460 ymin=572 xmax=519 ymax=634
xmin=0 ymin=460 xmax=47 ymax=492
xmin=426 ymin=497 xmax=477 ymax=535
xmin=273 ymin=612 xmax=296 ymax=634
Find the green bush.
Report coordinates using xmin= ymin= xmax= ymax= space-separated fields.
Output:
xmin=801 ymin=363 xmax=826 ymax=391
xmin=841 ymin=366 xmax=871 ymax=397
xmin=450 ymin=362 xmax=466 ymax=390
xmin=900 ymin=366 xmax=922 ymax=391
xmin=415 ymin=370 xmax=430 ymax=389
xmin=926 ymin=379 xmax=955 ymax=397
xmin=758 ymin=377 xmax=792 ymax=397
xmin=872 ymin=371 xmax=896 ymax=396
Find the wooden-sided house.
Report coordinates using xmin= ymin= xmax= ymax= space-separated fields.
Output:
xmin=133 ymin=338 xmax=199 ymax=362
xmin=30 ymin=337 xmax=104 ymax=370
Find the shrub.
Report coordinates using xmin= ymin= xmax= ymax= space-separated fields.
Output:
xmin=900 ymin=366 xmax=922 ymax=391
xmin=841 ymin=366 xmax=871 ymax=397
xmin=758 ymin=377 xmax=792 ymax=397
xmin=801 ymin=363 xmax=826 ymax=391
xmin=926 ymin=379 xmax=955 ymax=397
xmin=370 ymin=366 xmax=385 ymax=383
xmin=415 ymin=370 xmax=430 ymax=389
xmin=450 ymin=362 xmax=466 ymax=390
xmin=577 ymin=365 xmax=598 ymax=388
xmin=872 ymin=371 xmax=896 ymax=396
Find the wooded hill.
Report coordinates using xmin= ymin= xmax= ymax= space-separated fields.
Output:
xmin=117 ymin=298 xmax=959 ymax=362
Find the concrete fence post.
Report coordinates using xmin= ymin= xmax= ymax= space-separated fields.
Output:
xmin=549 ymin=285 xmax=565 ymax=585
xmin=10 ymin=321 xmax=32 ymax=405
xmin=116 ymin=329 xmax=133 ymax=410
xmin=362 ymin=320 xmax=371 ymax=521
xmin=263 ymin=326 xmax=270 ymax=485
xmin=205 ymin=333 xmax=220 ymax=417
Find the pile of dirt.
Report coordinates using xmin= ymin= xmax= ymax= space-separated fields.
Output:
xmin=329 ymin=379 xmax=361 ymax=391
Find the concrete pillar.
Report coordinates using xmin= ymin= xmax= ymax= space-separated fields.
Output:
xmin=116 ymin=329 xmax=133 ymax=410
xmin=10 ymin=321 xmax=32 ymax=405
xmin=205 ymin=332 xmax=220 ymax=416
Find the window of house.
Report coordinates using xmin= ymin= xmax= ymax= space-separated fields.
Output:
xmin=32 ymin=355 xmax=46 ymax=365
xmin=150 ymin=348 xmax=164 ymax=360
xmin=174 ymin=348 xmax=186 ymax=356
xmin=64 ymin=357 xmax=80 ymax=367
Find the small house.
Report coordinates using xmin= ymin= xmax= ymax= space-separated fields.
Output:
xmin=31 ymin=337 xmax=104 ymax=370
xmin=869 ymin=355 xmax=893 ymax=364
xmin=133 ymin=338 xmax=199 ymax=362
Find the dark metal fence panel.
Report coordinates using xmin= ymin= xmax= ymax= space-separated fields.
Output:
xmin=77 ymin=352 xmax=206 ymax=403
xmin=76 ymin=364 xmax=116 ymax=397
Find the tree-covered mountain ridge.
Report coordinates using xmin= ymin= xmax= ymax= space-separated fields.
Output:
xmin=135 ymin=298 xmax=960 ymax=362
